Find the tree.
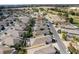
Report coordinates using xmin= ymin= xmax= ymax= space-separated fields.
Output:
xmin=22 ymin=29 xmax=33 ymax=38
xmin=24 ymin=25 xmax=31 ymax=31
xmin=22 ymin=32 xmax=27 ymax=39
xmin=69 ymin=11 xmax=75 ymax=15
xmin=73 ymin=36 xmax=79 ymax=42
xmin=63 ymin=13 xmax=69 ymax=18
xmin=26 ymin=31 xmax=33 ymax=38
xmin=69 ymin=18 xmax=73 ymax=24
xmin=32 ymin=8 xmax=39 ymax=12
xmin=39 ymin=8 xmax=45 ymax=11
xmin=1 ymin=25 xmax=5 ymax=30
xmin=62 ymin=32 xmax=67 ymax=41
xmin=57 ymin=12 xmax=62 ymax=16
xmin=11 ymin=43 xmax=21 ymax=52
xmin=20 ymin=39 xmax=27 ymax=47
xmin=68 ymin=43 xmax=77 ymax=54
xmin=55 ymin=23 xmax=58 ymax=27
xmin=29 ymin=18 xmax=35 ymax=27
xmin=57 ymin=29 xmax=61 ymax=33
xmin=10 ymin=41 xmax=27 ymax=54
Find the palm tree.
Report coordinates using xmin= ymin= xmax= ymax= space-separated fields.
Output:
xmin=11 ymin=42 xmax=27 ymax=54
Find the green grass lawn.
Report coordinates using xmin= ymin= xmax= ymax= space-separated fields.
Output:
xmin=69 ymin=15 xmax=79 ymax=27
xmin=73 ymin=19 xmax=79 ymax=27
xmin=49 ymin=9 xmax=79 ymax=27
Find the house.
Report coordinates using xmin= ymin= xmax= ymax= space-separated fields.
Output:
xmin=0 ymin=27 xmax=20 ymax=46
xmin=27 ymin=44 xmax=58 ymax=54
xmin=30 ymin=35 xmax=52 ymax=46
xmin=34 ymin=44 xmax=57 ymax=54
xmin=0 ymin=46 xmax=13 ymax=54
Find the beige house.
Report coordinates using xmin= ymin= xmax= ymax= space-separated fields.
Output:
xmin=30 ymin=35 xmax=52 ymax=46
xmin=34 ymin=44 xmax=56 ymax=54
xmin=26 ymin=35 xmax=57 ymax=54
xmin=0 ymin=46 xmax=13 ymax=54
xmin=0 ymin=27 xmax=20 ymax=46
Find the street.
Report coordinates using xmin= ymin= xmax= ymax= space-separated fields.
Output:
xmin=48 ymin=21 xmax=68 ymax=54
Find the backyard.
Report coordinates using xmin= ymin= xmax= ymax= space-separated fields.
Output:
xmin=69 ymin=15 xmax=79 ymax=27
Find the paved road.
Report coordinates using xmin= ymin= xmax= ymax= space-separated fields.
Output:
xmin=48 ymin=21 xmax=68 ymax=54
